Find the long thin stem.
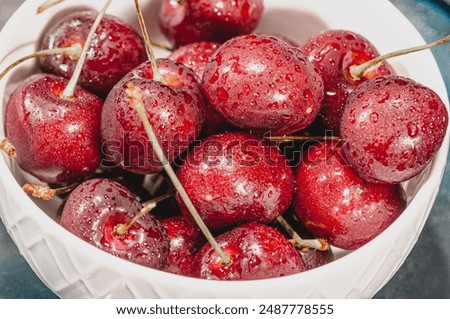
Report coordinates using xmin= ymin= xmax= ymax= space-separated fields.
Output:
xmin=37 ymin=0 xmax=64 ymax=14
xmin=350 ymin=34 xmax=450 ymax=80
xmin=0 ymin=44 xmax=82 ymax=81
xmin=61 ymin=0 xmax=113 ymax=99
xmin=141 ymin=192 xmax=174 ymax=208
xmin=114 ymin=193 xmax=172 ymax=237
xmin=133 ymin=0 xmax=164 ymax=83
xmin=126 ymin=83 xmax=231 ymax=265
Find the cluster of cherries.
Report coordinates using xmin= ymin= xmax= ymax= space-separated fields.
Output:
xmin=1 ymin=0 xmax=448 ymax=281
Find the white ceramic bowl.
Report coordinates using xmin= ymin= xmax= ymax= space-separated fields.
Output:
xmin=0 ymin=0 xmax=448 ymax=298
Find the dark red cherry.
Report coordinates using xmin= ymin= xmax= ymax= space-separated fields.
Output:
xmin=301 ymin=29 xmax=394 ymax=133
xmin=60 ymin=178 xmax=170 ymax=269
xmin=192 ymin=222 xmax=305 ymax=280
xmin=202 ymin=34 xmax=324 ymax=134
xmin=161 ymin=216 xmax=204 ymax=276
xmin=159 ymin=0 xmax=264 ymax=46
xmin=5 ymin=73 xmax=102 ymax=184
xmin=39 ymin=11 xmax=146 ymax=97
xmin=101 ymin=59 xmax=204 ymax=174
xmin=176 ymin=132 xmax=294 ymax=231
xmin=341 ymin=75 xmax=448 ymax=184
xmin=168 ymin=41 xmax=230 ymax=135
xmin=293 ymin=141 xmax=407 ymax=250
xmin=168 ymin=41 xmax=221 ymax=79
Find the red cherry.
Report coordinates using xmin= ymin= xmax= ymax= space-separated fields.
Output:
xmin=168 ymin=41 xmax=221 ymax=79
xmin=168 ymin=41 xmax=231 ymax=135
xmin=101 ymin=59 xmax=205 ymax=174
xmin=60 ymin=178 xmax=170 ymax=269
xmin=202 ymin=34 xmax=324 ymax=134
xmin=341 ymin=75 xmax=448 ymax=184
xmin=5 ymin=73 xmax=103 ymax=184
xmin=159 ymin=0 xmax=264 ymax=46
xmin=39 ymin=11 xmax=146 ymax=97
xmin=176 ymin=132 xmax=294 ymax=231
xmin=301 ymin=30 xmax=394 ymax=133
xmin=192 ymin=222 xmax=305 ymax=280
xmin=293 ymin=141 xmax=407 ymax=250
xmin=161 ymin=216 xmax=205 ymax=276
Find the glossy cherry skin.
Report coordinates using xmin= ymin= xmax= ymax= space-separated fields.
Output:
xmin=202 ymin=34 xmax=324 ymax=135
xmin=5 ymin=73 xmax=103 ymax=184
xmin=341 ymin=75 xmax=449 ymax=184
xmin=60 ymin=178 xmax=170 ymax=269
xmin=192 ymin=222 xmax=305 ymax=280
xmin=101 ymin=59 xmax=204 ymax=175
xmin=176 ymin=132 xmax=294 ymax=231
xmin=168 ymin=41 xmax=231 ymax=135
xmin=293 ymin=141 xmax=407 ymax=250
xmin=159 ymin=0 xmax=264 ymax=46
xmin=168 ymin=41 xmax=221 ymax=78
xmin=161 ymin=216 xmax=204 ymax=276
xmin=39 ymin=11 xmax=146 ymax=97
xmin=301 ymin=29 xmax=394 ymax=134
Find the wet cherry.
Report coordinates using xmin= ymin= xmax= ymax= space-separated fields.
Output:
xmin=341 ymin=75 xmax=448 ymax=184
xmin=168 ymin=41 xmax=230 ymax=135
xmin=300 ymin=29 xmax=394 ymax=133
xmin=176 ymin=132 xmax=294 ymax=231
xmin=293 ymin=141 xmax=407 ymax=249
xmin=5 ymin=73 xmax=103 ymax=184
xmin=159 ymin=0 xmax=264 ymax=46
xmin=161 ymin=216 xmax=204 ymax=276
xmin=60 ymin=178 xmax=170 ymax=269
xmin=101 ymin=59 xmax=205 ymax=174
xmin=39 ymin=11 xmax=146 ymax=97
xmin=202 ymin=34 xmax=324 ymax=134
xmin=192 ymin=222 xmax=305 ymax=280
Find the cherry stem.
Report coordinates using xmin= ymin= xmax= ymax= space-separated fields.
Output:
xmin=22 ymin=182 xmax=79 ymax=200
xmin=133 ymin=0 xmax=165 ymax=83
xmin=37 ymin=0 xmax=64 ymax=14
xmin=126 ymin=83 xmax=232 ymax=265
xmin=141 ymin=192 xmax=174 ymax=208
xmin=0 ymin=44 xmax=82 ymax=82
xmin=113 ymin=193 xmax=172 ymax=237
xmin=0 ymin=138 xmax=17 ymax=158
xmin=61 ymin=0 xmax=113 ymax=99
xmin=276 ymin=216 xmax=330 ymax=251
xmin=350 ymin=34 xmax=450 ymax=80
xmin=266 ymin=135 xmax=340 ymax=142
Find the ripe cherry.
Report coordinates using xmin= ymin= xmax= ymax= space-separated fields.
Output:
xmin=161 ymin=216 xmax=204 ymax=276
xmin=39 ymin=11 xmax=146 ymax=97
xmin=300 ymin=29 xmax=394 ymax=133
xmin=101 ymin=59 xmax=205 ymax=175
xmin=192 ymin=222 xmax=305 ymax=280
xmin=5 ymin=73 xmax=103 ymax=184
xmin=167 ymin=41 xmax=230 ymax=135
xmin=60 ymin=178 xmax=170 ymax=269
xmin=293 ymin=141 xmax=407 ymax=250
xmin=176 ymin=132 xmax=294 ymax=231
xmin=168 ymin=41 xmax=221 ymax=79
xmin=159 ymin=0 xmax=264 ymax=46
xmin=341 ymin=75 xmax=448 ymax=184
xmin=202 ymin=34 xmax=324 ymax=135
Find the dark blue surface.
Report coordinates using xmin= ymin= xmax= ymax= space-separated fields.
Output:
xmin=0 ymin=0 xmax=449 ymax=299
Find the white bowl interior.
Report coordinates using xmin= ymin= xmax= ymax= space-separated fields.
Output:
xmin=0 ymin=0 xmax=448 ymax=298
